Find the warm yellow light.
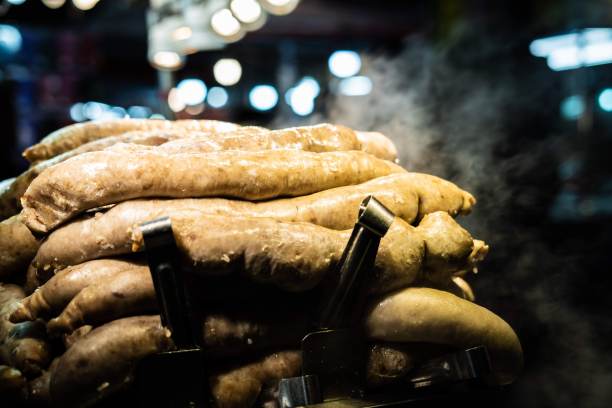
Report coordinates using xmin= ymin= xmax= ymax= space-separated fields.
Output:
xmin=260 ymin=0 xmax=299 ymax=16
xmin=42 ymin=0 xmax=66 ymax=9
xmin=230 ymin=0 xmax=262 ymax=24
xmin=185 ymin=103 xmax=205 ymax=116
xmin=72 ymin=0 xmax=99 ymax=11
xmin=213 ymin=58 xmax=242 ymax=86
xmin=153 ymin=51 xmax=182 ymax=70
xmin=211 ymin=8 xmax=242 ymax=39
xmin=167 ymin=88 xmax=185 ymax=113
xmin=172 ymin=26 xmax=192 ymax=41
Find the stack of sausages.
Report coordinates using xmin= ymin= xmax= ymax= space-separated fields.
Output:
xmin=0 ymin=119 xmax=522 ymax=407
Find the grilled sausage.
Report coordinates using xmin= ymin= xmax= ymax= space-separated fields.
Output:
xmin=7 ymin=124 xmax=395 ymax=220
xmin=47 ymin=302 xmax=519 ymax=407
xmin=1 ymin=129 xmax=195 ymax=219
xmin=49 ymin=315 xmax=173 ymax=407
xmin=210 ymin=350 xmax=302 ymax=408
xmin=11 ymin=123 xmax=386 ymax=218
xmin=0 ymin=364 xmax=26 ymax=399
xmin=10 ymin=259 xmax=144 ymax=323
xmin=355 ymin=131 xmax=398 ymax=162
xmin=31 ymin=173 xmax=475 ymax=273
xmin=365 ymin=287 xmax=523 ymax=385
xmin=22 ymin=119 xmax=240 ymax=162
xmin=0 ymin=177 xmax=18 ymax=220
xmin=211 ymin=342 xmax=451 ymax=407
xmin=0 ymin=215 xmax=40 ymax=281
xmin=42 ymin=213 xmax=485 ymax=334
xmin=46 ymin=267 xmax=157 ymax=334
xmin=22 ymin=149 xmax=404 ymax=233
xmin=0 ymin=284 xmax=50 ymax=377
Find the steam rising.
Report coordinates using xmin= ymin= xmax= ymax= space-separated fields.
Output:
xmin=275 ymin=38 xmax=611 ymax=407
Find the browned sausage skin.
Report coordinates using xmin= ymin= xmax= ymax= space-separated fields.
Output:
xmin=49 ymin=315 xmax=173 ymax=407
xmin=10 ymin=259 xmax=144 ymax=323
xmin=0 ymin=284 xmax=51 ymax=377
xmin=31 ymin=173 xmax=475 ymax=273
xmin=0 ymin=215 xmax=40 ymax=281
xmin=23 ymin=119 xmax=240 ymax=162
xmin=4 ymin=123 xmax=396 ymax=219
xmin=22 ymin=149 xmax=404 ymax=233
xmin=366 ymin=287 xmax=523 ymax=385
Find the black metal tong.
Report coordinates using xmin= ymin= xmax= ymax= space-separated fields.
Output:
xmin=278 ymin=195 xmax=495 ymax=407
xmin=133 ymin=198 xmax=494 ymax=408
xmin=407 ymin=346 xmax=493 ymax=391
xmin=278 ymin=195 xmax=396 ymax=407
xmin=134 ymin=217 xmax=208 ymax=407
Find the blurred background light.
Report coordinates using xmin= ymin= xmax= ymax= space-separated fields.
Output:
xmin=230 ymin=0 xmax=263 ymax=24
xmin=530 ymin=28 xmax=612 ymax=57
xmin=147 ymin=11 xmax=186 ymax=71
xmin=172 ymin=26 xmax=192 ymax=41
xmin=127 ymin=106 xmax=152 ymax=119
xmin=42 ymin=0 xmax=66 ymax=9
xmin=547 ymin=47 xmax=581 ymax=71
xmin=71 ymin=102 xmax=137 ymax=122
xmin=69 ymin=103 xmax=86 ymax=122
xmin=185 ymin=103 xmax=205 ymax=116
xmin=176 ymin=78 xmax=207 ymax=106
xmin=547 ymin=44 xmax=612 ymax=71
xmin=289 ymin=91 xmax=314 ymax=116
xmin=249 ymin=84 xmax=278 ymax=111
xmin=285 ymin=76 xmax=320 ymax=116
xmin=260 ymin=0 xmax=299 ymax=16
xmin=213 ymin=58 xmax=242 ymax=86
xmin=149 ymin=114 xmax=166 ymax=120
xmin=83 ymin=101 xmax=109 ymax=120
xmin=583 ymin=42 xmax=612 ymax=66
xmin=167 ymin=88 xmax=186 ymax=112
xmin=530 ymin=28 xmax=612 ymax=71
xmin=530 ymin=33 xmax=579 ymax=57
xmin=72 ymin=0 xmax=99 ymax=11
xmin=7 ymin=0 xmax=26 ymax=5
xmin=147 ymin=13 xmax=187 ymax=71
xmin=152 ymin=51 xmax=183 ymax=70
xmin=106 ymin=106 xmax=128 ymax=119
xmin=328 ymin=50 xmax=361 ymax=78
xmin=207 ymin=86 xmax=229 ymax=108
xmin=180 ymin=2 xmax=226 ymax=54
xmin=560 ymin=95 xmax=585 ymax=120
xmin=210 ymin=8 xmax=244 ymax=41
xmin=338 ymin=75 xmax=372 ymax=96
xmin=297 ymin=76 xmax=320 ymax=98
xmin=0 ymin=25 xmax=22 ymax=55
xmin=598 ymin=89 xmax=612 ymax=112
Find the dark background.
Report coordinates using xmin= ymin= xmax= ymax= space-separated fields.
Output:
xmin=1 ymin=1 xmax=612 ymax=407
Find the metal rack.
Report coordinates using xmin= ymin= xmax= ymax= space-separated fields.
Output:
xmin=134 ymin=196 xmax=494 ymax=407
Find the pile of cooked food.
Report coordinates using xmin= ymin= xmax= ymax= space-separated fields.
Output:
xmin=0 ymin=119 xmax=522 ymax=407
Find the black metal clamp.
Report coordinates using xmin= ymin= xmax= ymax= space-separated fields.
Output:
xmin=406 ymin=346 xmax=493 ymax=390
xmin=130 ymin=199 xmax=494 ymax=408
xmin=278 ymin=195 xmax=395 ymax=407
xmin=134 ymin=217 xmax=209 ymax=407
xmin=278 ymin=196 xmax=495 ymax=407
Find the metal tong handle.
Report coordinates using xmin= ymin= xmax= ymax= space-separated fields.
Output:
xmin=140 ymin=217 xmax=198 ymax=348
xmin=408 ymin=346 xmax=493 ymax=389
xmin=278 ymin=196 xmax=395 ymax=408
xmin=137 ymin=217 xmax=208 ymax=407
xmin=319 ymin=195 xmax=395 ymax=329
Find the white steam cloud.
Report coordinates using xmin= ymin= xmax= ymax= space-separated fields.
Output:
xmin=274 ymin=37 xmax=611 ymax=407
